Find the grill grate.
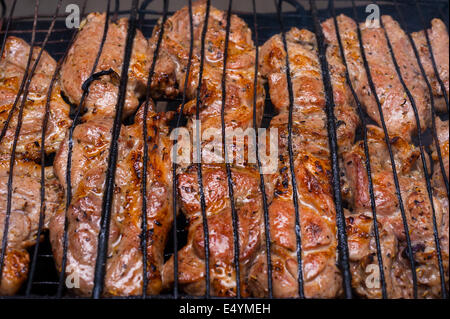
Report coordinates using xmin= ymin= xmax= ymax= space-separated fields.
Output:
xmin=0 ymin=0 xmax=448 ymax=299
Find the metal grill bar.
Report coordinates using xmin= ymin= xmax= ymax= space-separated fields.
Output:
xmin=170 ymin=0 xmax=196 ymax=299
xmin=350 ymin=0 xmax=418 ymax=298
xmin=415 ymin=0 xmax=449 ymax=114
xmin=309 ymin=0 xmax=353 ymax=299
xmin=193 ymin=0 xmax=212 ymax=298
xmin=140 ymin=0 xmax=168 ymax=298
xmin=57 ymin=0 xmax=112 ymax=297
xmin=252 ymin=0 xmax=274 ymax=298
xmin=275 ymin=0 xmax=305 ymax=299
xmin=0 ymin=0 xmax=17 ymax=58
xmin=390 ymin=0 xmax=448 ymax=298
xmin=26 ymin=0 xmax=88 ymax=296
xmin=220 ymin=0 xmax=242 ymax=298
xmin=328 ymin=0 xmax=388 ymax=299
xmin=92 ymin=0 xmax=139 ymax=298
xmin=0 ymin=0 xmax=41 ymax=285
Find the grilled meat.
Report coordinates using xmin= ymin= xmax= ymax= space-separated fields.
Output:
xmin=0 ymin=160 xmax=63 ymax=295
xmin=343 ymin=125 xmax=448 ymax=298
xmin=50 ymin=102 xmax=173 ymax=296
xmin=251 ymin=26 xmax=360 ymax=298
xmin=0 ymin=36 xmax=68 ymax=295
xmin=148 ymin=0 xmax=265 ymax=161
xmin=431 ymin=117 xmax=449 ymax=189
xmin=322 ymin=15 xmax=431 ymax=141
xmin=0 ymin=36 xmax=71 ymax=160
xmin=412 ymin=19 xmax=449 ymax=113
xmin=163 ymin=164 xmax=265 ymax=297
xmin=60 ymin=13 xmax=150 ymax=121
xmin=151 ymin=1 xmax=267 ymax=297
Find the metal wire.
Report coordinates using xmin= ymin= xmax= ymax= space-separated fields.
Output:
xmin=0 ymin=0 xmax=39 ymax=285
xmin=350 ymin=0 xmax=418 ymax=298
xmin=389 ymin=0 xmax=447 ymax=298
xmin=327 ymin=0 xmax=387 ymax=299
xmin=26 ymin=0 xmax=88 ymax=296
xmin=252 ymin=0 xmax=274 ymax=298
xmin=414 ymin=0 xmax=449 ymax=114
xmin=275 ymin=0 xmax=305 ymax=298
xmin=58 ymin=0 xmax=112 ymax=297
xmin=193 ymin=0 xmax=212 ymax=298
xmin=309 ymin=0 xmax=353 ymax=299
xmin=220 ymin=0 xmax=242 ymax=298
xmin=140 ymin=0 xmax=168 ymax=298
xmin=92 ymin=0 xmax=140 ymax=298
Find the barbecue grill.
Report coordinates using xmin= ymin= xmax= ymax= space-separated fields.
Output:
xmin=0 ymin=0 xmax=448 ymax=299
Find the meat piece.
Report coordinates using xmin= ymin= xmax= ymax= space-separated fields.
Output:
xmin=148 ymin=0 xmax=265 ymax=164
xmin=343 ymin=125 xmax=449 ymax=298
xmin=155 ymin=2 xmax=267 ymax=298
xmin=412 ymin=19 xmax=449 ymax=113
xmin=60 ymin=13 xmax=150 ymax=121
xmin=250 ymin=27 xmax=361 ymax=298
xmin=431 ymin=117 xmax=449 ymax=189
xmin=0 ymin=160 xmax=63 ymax=295
xmin=162 ymin=164 xmax=265 ymax=297
xmin=50 ymin=103 xmax=173 ymax=296
xmin=322 ymin=15 xmax=431 ymax=141
xmin=0 ymin=36 xmax=72 ymax=160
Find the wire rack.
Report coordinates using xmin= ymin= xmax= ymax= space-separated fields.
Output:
xmin=0 ymin=0 xmax=448 ymax=299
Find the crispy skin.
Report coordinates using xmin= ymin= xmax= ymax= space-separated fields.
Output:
xmin=60 ymin=13 xmax=150 ymax=121
xmin=412 ymin=19 xmax=449 ymax=112
xmin=0 ymin=36 xmax=71 ymax=160
xmin=322 ymin=15 xmax=431 ymax=141
xmin=0 ymin=160 xmax=63 ymax=295
xmin=162 ymin=164 xmax=265 ymax=297
xmin=50 ymin=104 xmax=173 ymax=296
xmin=343 ymin=125 xmax=448 ymax=298
xmin=252 ymin=27 xmax=361 ymax=298
xmin=148 ymin=0 xmax=265 ymax=164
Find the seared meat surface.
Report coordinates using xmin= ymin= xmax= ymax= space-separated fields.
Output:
xmin=60 ymin=13 xmax=150 ymax=121
xmin=148 ymin=0 xmax=265 ymax=160
xmin=252 ymin=26 xmax=360 ymax=298
xmin=0 ymin=36 xmax=71 ymax=160
xmin=343 ymin=125 xmax=448 ymax=298
xmin=412 ymin=19 xmax=449 ymax=113
xmin=0 ymin=36 xmax=68 ymax=295
xmin=152 ymin=1 xmax=267 ymax=297
xmin=163 ymin=164 xmax=265 ymax=296
xmin=50 ymin=103 xmax=173 ymax=296
xmin=322 ymin=15 xmax=431 ymax=141
xmin=431 ymin=117 xmax=449 ymax=188
xmin=0 ymin=160 xmax=63 ymax=295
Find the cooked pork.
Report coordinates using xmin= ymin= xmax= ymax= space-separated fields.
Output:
xmin=431 ymin=117 xmax=449 ymax=188
xmin=0 ymin=160 xmax=63 ymax=295
xmin=322 ymin=15 xmax=431 ymax=141
xmin=251 ymin=26 xmax=359 ymax=298
xmin=412 ymin=19 xmax=449 ymax=113
xmin=0 ymin=36 xmax=68 ymax=295
xmin=60 ymin=13 xmax=150 ymax=121
xmin=343 ymin=125 xmax=448 ymax=298
xmin=50 ymin=103 xmax=173 ymax=296
xmin=0 ymin=36 xmax=71 ymax=160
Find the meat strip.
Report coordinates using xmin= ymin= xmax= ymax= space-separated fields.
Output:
xmin=251 ymin=26 xmax=359 ymax=298
xmin=343 ymin=125 xmax=448 ymax=298
xmin=322 ymin=15 xmax=431 ymax=141
xmin=50 ymin=104 xmax=173 ymax=296
xmin=60 ymin=13 xmax=150 ymax=121
xmin=412 ymin=19 xmax=449 ymax=113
